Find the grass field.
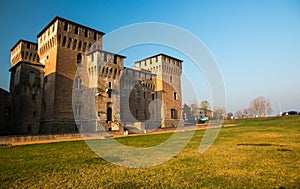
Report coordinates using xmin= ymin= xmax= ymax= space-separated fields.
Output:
xmin=0 ymin=116 xmax=299 ymax=188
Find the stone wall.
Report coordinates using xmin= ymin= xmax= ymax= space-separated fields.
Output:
xmin=0 ymin=89 xmax=12 ymax=135
xmin=0 ymin=133 xmax=82 ymax=145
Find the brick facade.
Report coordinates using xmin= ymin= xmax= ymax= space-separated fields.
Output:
xmin=7 ymin=16 xmax=183 ymax=135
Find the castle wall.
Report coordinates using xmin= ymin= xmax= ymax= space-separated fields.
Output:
xmin=135 ymin=54 xmax=183 ymax=128
xmin=9 ymin=63 xmax=44 ymax=134
xmin=37 ymin=17 xmax=104 ymax=133
xmin=0 ymin=89 xmax=12 ymax=135
xmin=8 ymin=17 xmax=184 ymax=134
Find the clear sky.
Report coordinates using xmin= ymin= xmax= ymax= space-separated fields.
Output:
xmin=1 ymin=0 xmax=299 ymax=115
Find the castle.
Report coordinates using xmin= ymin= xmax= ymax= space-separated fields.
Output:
xmin=3 ymin=16 xmax=183 ymax=135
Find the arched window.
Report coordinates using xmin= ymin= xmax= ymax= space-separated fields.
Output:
xmin=62 ymin=36 xmax=67 ymax=47
xmin=67 ymin=38 xmax=72 ymax=49
xmin=75 ymin=77 xmax=82 ymax=89
xmin=102 ymin=67 xmax=105 ymax=77
xmin=77 ymin=53 xmax=82 ymax=64
xmin=84 ymin=29 xmax=88 ymax=37
xmin=73 ymin=39 xmax=77 ymax=50
xmin=105 ymin=67 xmax=108 ymax=77
xmin=78 ymin=41 xmax=82 ymax=51
xmin=109 ymin=68 xmax=113 ymax=78
xmin=91 ymin=54 xmax=94 ymax=62
xmin=64 ymin=22 xmax=68 ymax=31
xmin=113 ymin=69 xmax=117 ymax=79
xmin=75 ymin=25 xmax=79 ymax=34
xmin=75 ymin=104 xmax=81 ymax=116
xmin=58 ymin=34 xmax=61 ymax=45
xmin=83 ymin=42 xmax=87 ymax=52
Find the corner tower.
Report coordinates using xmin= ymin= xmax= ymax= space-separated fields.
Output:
xmin=135 ymin=54 xmax=183 ymax=128
xmin=37 ymin=16 xmax=105 ymax=133
xmin=9 ymin=40 xmax=44 ymax=134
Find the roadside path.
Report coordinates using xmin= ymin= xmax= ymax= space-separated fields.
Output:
xmin=10 ymin=124 xmax=237 ymax=146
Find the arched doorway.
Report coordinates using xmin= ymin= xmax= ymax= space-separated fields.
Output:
xmin=107 ymin=107 xmax=112 ymax=122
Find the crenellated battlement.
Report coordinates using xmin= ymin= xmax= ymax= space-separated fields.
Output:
xmin=10 ymin=40 xmax=39 ymax=66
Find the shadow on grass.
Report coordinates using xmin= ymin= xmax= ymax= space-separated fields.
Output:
xmin=237 ymin=143 xmax=284 ymax=147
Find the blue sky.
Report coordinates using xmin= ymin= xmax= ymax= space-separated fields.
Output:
xmin=1 ymin=0 xmax=299 ymax=114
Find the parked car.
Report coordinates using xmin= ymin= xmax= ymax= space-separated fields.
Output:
xmin=198 ymin=117 xmax=209 ymax=124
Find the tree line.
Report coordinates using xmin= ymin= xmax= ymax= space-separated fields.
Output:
xmin=183 ymin=96 xmax=273 ymax=122
xmin=232 ymin=96 xmax=272 ymax=119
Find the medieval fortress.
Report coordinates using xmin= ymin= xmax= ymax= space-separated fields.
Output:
xmin=4 ymin=16 xmax=183 ymax=135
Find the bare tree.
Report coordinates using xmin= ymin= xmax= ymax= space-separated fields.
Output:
xmin=249 ymin=96 xmax=272 ymax=117
xmin=243 ymin=108 xmax=251 ymax=118
xmin=213 ymin=106 xmax=226 ymax=119
xmin=235 ymin=110 xmax=243 ymax=119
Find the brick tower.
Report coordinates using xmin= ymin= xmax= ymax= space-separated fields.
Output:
xmin=36 ymin=17 xmax=104 ymax=133
xmin=135 ymin=54 xmax=183 ymax=128
xmin=9 ymin=40 xmax=44 ymax=134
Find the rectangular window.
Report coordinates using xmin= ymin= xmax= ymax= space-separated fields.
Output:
xmin=156 ymin=56 xmax=158 ymax=62
xmin=171 ymin=109 xmax=177 ymax=119
xmin=31 ymin=94 xmax=36 ymax=101
xmin=121 ymin=89 xmax=127 ymax=97
xmin=58 ymin=34 xmax=61 ymax=44
xmin=26 ymin=43 xmax=30 ymax=49
xmin=170 ymin=76 xmax=173 ymax=83
xmin=75 ymin=105 xmax=81 ymax=116
xmin=62 ymin=36 xmax=66 ymax=47
xmin=94 ymin=32 xmax=97 ymax=40
xmin=85 ymin=29 xmax=88 ymax=37
xmin=75 ymin=77 xmax=82 ymax=89
xmin=136 ymin=90 xmax=141 ymax=100
xmin=78 ymin=41 xmax=82 ymax=51
xmin=174 ymin=92 xmax=177 ymax=100
xmin=83 ymin=42 xmax=87 ymax=52
xmin=104 ymin=53 xmax=107 ymax=62
xmin=29 ymin=71 xmax=35 ymax=82
xmin=67 ymin=38 xmax=72 ymax=49
xmin=107 ymin=90 xmax=112 ymax=98
xmin=152 ymin=93 xmax=155 ymax=100
xmin=73 ymin=39 xmax=77 ymax=50
xmin=64 ymin=22 xmax=68 ymax=31
xmin=75 ymin=25 xmax=79 ymax=34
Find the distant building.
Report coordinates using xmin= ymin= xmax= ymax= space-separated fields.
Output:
xmin=0 ymin=88 xmax=12 ymax=135
xmin=5 ymin=16 xmax=183 ymax=135
xmin=183 ymin=103 xmax=213 ymax=123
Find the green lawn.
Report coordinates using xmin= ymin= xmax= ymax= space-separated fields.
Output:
xmin=0 ymin=116 xmax=299 ymax=188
